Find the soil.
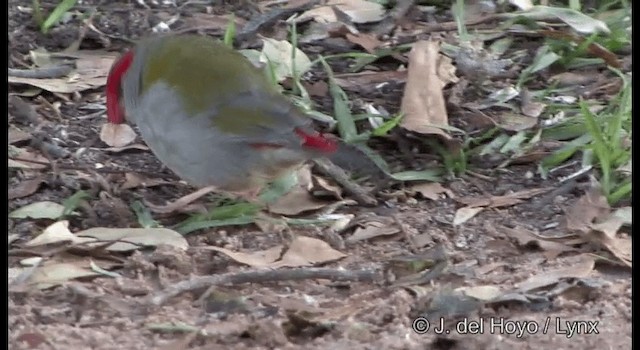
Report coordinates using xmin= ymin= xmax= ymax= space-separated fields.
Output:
xmin=8 ymin=1 xmax=632 ymax=349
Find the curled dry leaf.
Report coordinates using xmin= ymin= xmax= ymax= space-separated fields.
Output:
xmin=345 ymin=33 xmax=383 ymax=54
xmin=312 ymin=175 xmax=343 ymax=199
xmin=9 ymin=126 xmax=32 ymax=144
xmin=268 ymin=167 xmax=330 ymax=215
xmin=400 ymin=40 xmax=455 ymax=140
xmin=347 ymin=221 xmax=400 ymax=243
xmin=515 ymin=254 xmax=595 ymax=292
xmin=453 ymin=207 xmax=484 ymax=226
xmin=260 ymin=38 xmax=312 ymax=82
xmin=27 ymin=261 xmax=101 ymax=290
xmin=409 ymin=182 xmax=454 ymax=200
xmin=76 ymin=227 xmax=189 ymax=251
xmin=298 ymin=0 xmax=385 ymax=24
xmin=520 ymin=88 xmax=546 ymax=118
xmin=270 ymin=236 xmax=347 ymax=268
xmin=121 ymin=172 xmax=173 ymax=190
xmin=8 ymin=147 xmax=49 ymax=169
xmin=206 ymin=245 xmax=284 ymax=268
xmin=24 ymin=220 xmax=92 ymax=246
xmin=100 ymin=123 xmax=137 ymax=148
xmin=496 ymin=111 xmax=539 ymax=132
xmin=456 ymin=187 xmax=551 ymax=208
xmin=9 ymin=201 xmax=65 ymax=220
xmin=9 ymin=51 xmax=118 ymax=93
xmin=563 ymin=185 xmax=610 ymax=232
xmin=457 ymin=285 xmax=503 ymax=301
xmin=495 ymin=224 xmax=575 ymax=256
xmin=268 ymin=190 xmax=329 ymax=215
xmin=8 ymin=177 xmax=45 ymax=200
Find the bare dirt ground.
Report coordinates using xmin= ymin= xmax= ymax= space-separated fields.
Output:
xmin=8 ymin=1 xmax=632 ymax=349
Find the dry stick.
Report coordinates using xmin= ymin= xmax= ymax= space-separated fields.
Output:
xmin=313 ymin=158 xmax=378 ymax=206
xmin=150 ymin=267 xmax=381 ymax=306
xmin=8 ymin=65 xmax=74 ymax=79
xmin=8 ymin=156 xmax=178 ymax=179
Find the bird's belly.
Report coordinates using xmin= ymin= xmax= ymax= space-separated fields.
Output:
xmin=130 ymin=84 xmax=289 ymax=191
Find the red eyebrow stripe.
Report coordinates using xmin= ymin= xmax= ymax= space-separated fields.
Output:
xmin=106 ymin=51 xmax=134 ymax=124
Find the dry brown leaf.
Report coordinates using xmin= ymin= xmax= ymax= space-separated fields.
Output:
xmin=312 ymin=176 xmax=343 ymax=199
xmin=519 ymin=88 xmax=546 ymax=118
xmin=497 ymin=224 xmax=575 ymax=254
xmin=24 ymin=220 xmax=93 ymax=247
xmin=254 ymin=214 xmax=289 ymax=234
xmin=564 ymin=185 xmax=610 ymax=232
xmin=591 ymin=214 xmax=625 ymax=238
xmin=548 ymin=71 xmax=599 ymax=87
xmin=457 ymin=285 xmax=502 ymax=301
xmin=27 ymin=261 xmax=101 ymax=289
xmin=453 ymin=207 xmax=484 ymax=226
xmin=346 ymin=221 xmax=400 ymax=243
xmin=8 ymin=177 xmax=45 ymax=200
xmin=9 ymin=148 xmax=49 ymax=169
xmin=409 ymin=182 xmax=454 ymax=200
xmin=76 ymin=227 xmax=189 ymax=251
xmin=298 ymin=0 xmax=385 ymax=24
xmin=9 ymin=126 xmax=32 ymax=144
xmin=99 ymin=123 xmax=137 ymax=148
xmin=304 ymin=80 xmax=329 ymax=97
xmin=495 ymin=111 xmax=539 ymax=131
xmin=476 ymin=262 xmax=508 ymax=275
xmin=121 ymin=172 xmax=172 ymax=190
xmin=583 ymin=208 xmax=632 ymax=267
xmin=594 ymin=233 xmax=631 ymax=267
xmin=268 ymin=167 xmax=329 ymax=215
xmin=9 ymin=201 xmax=65 ymax=219
xmin=270 ymin=236 xmax=347 ymax=268
xmin=9 ymin=52 xmax=117 ymax=93
xmin=345 ymin=33 xmax=383 ymax=54
xmin=400 ymin=40 xmax=454 ymax=139
xmin=515 ymin=254 xmax=595 ymax=292
xmin=206 ymin=245 xmax=284 ymax=267
xmin=456 ymin=187 xmax=551 ymax=208
xmin=268 ymin=190 xmax=329 ymax=215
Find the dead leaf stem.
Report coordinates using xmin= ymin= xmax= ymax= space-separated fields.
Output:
xmin=149 ymin=267 xmax=382 ymax=306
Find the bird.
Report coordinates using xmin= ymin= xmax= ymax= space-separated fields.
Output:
xmin=105 ymin=35 xmax=338 ymax=202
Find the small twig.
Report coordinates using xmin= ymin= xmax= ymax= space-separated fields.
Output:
xmin=149 ymin=267 xmax=381 ymax=306
xmin=313 ymin=158 xmax=378 ymax=206
xmin=8 ymin=64 xmax=74 ymax=79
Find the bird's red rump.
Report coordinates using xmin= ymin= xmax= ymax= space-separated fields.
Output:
xmin=106 ymin=51 xmax=134 ymax=124
xmin=295 ymin=128 xmax=338 ymax=153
